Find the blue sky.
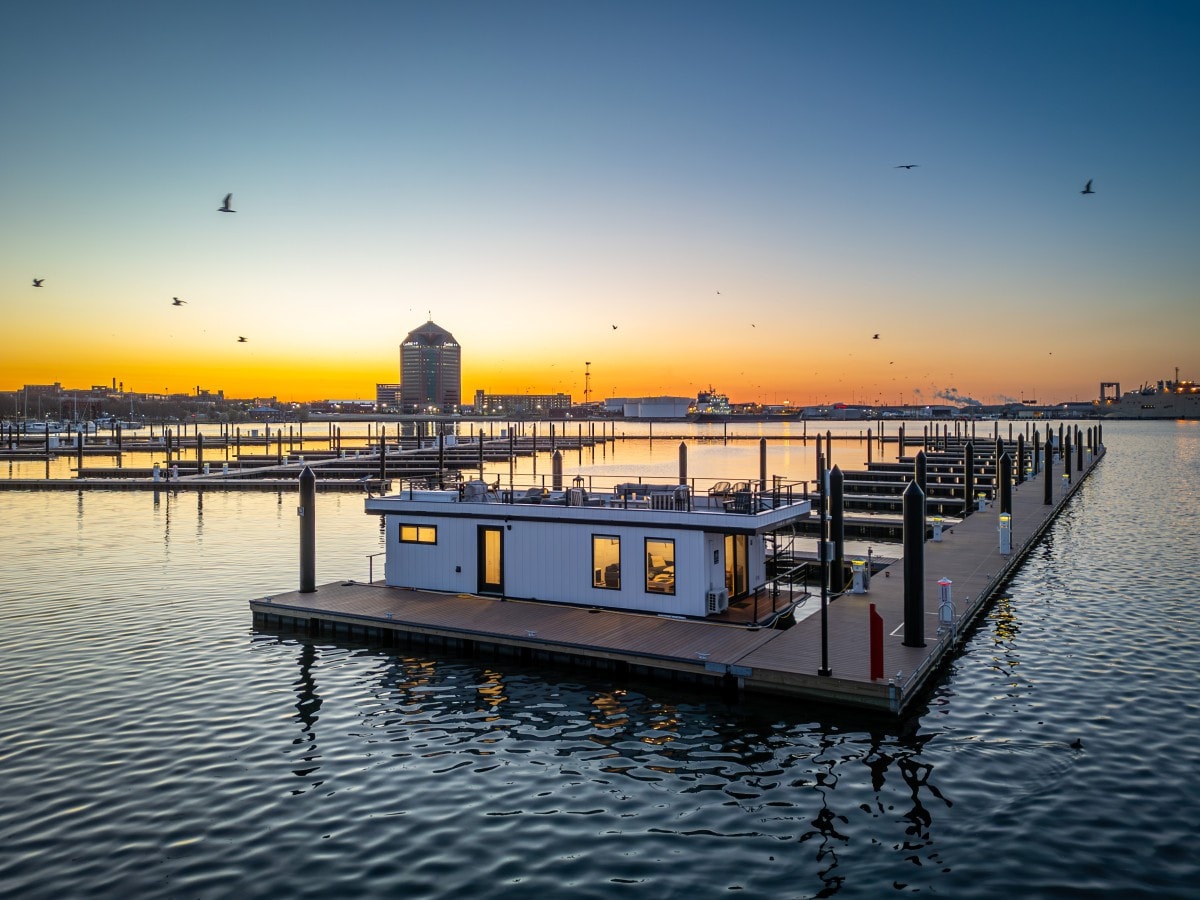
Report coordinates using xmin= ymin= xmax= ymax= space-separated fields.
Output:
xmin=3 ymin=1 xmax=1198 ymax=404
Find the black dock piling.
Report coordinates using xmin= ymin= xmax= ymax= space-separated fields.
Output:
xmin=679 ymin=442 xmax=688 ymax=485
xmin=379 ymin=425 xmax=387 ymax=486
xmin=437 ymin=431 xmax=445 ymax=488
xmin=817 ymin=452 xmax=830 ymax=676
xmin=830 ymin=465 xmax=845 ymax=585
xmin=902 ymin=480 xmax=926 ymax=647
xmin=914 ymin=450 xmax=928 ymax=530
xmin=299 ymin=466 xmax=316 ymax=593
xmin=963 ymin=441 xmax=975 ymax=517
xmin=1044 ymin=435 xmax=1054 ymax=505
xmin=1016 ymin=433 xmax=1025 ymax=484
xmin=999 ymin=451 xmax=1012 ymax=515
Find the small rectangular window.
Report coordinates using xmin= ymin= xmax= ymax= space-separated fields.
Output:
xmin=399 ymin=524 xmax=437 ymax=544
xmin=593 ymin=535 xmax=620 ymax=589
xmin=645 ymin=538 xmax=675 ymax=595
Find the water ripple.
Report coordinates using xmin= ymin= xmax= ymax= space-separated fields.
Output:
xmin=2 ymin=424 xmax=1199 ymax=898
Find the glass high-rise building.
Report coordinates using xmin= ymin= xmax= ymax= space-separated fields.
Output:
xmin=399 ymin=320 xmax=461 ymax=413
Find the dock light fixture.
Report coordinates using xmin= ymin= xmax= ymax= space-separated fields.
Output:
xmin=999 ymin=513 xmax=1012 ymax=556
xmin=932 ymin=516 xmax=944 ymax=541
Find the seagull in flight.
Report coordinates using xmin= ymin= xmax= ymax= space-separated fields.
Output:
xmin=611 ymin=324 xmax=618 ymax=330
xmin=218 ymin=193 xmax=237 ymax=213
xmin=895 ymin=164 xmax=919 ymax=169
xmin=237 ymin=336 xmax=248 ymax=343
xmin=32 ymin=278 xmax=44 ymax=287
xmin=172 ymin=297 xmax=187 ymax=306
xmin=1081 ymin=179 xmax=1094 ymax=195
xmin=872 ymin=333 xmax=880 ymax=340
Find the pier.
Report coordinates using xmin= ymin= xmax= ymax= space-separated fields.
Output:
xmin=250 ymin=429 xmax=1105 ymax=716
xmin=0 ymin=422 xmax=614 ymax=492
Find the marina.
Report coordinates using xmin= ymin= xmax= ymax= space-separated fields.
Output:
xmin=250 ymin=425 xmax=1105 ymax=715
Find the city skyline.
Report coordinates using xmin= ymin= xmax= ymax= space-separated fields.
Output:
xmin=3 ymin=2 xmax=1198 ymax=406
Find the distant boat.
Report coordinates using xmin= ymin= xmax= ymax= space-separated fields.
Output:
xmin=689 ymin=386 xmax=732 ymax=422
xmin=22 ymin=420 xmax=65 ymax=434
xmin=1100 ymin=373 xmax=1200 ymax=419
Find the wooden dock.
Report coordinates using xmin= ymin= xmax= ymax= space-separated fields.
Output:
xmin=251 ymin=440 xmax=1105 ymax=716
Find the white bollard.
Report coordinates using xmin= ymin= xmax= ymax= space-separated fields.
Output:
xmin=203 ymin=463 xmax=210 ymax=475
xmin=932 ymin=516 xmax=944 ymax=541
xmin=999 ymin=513 xmax=1012 ymax=555
xmin=171 ymin=464 xmax=179 ymax=480
xmin=938 ymin=578 xmax=954 ymax=631
xmin=851 ymin=559 xmax=867 ymax=594
xmin=976 ymin=492 xmax=987 ymax=512
xmin=153 ymin=462 xmax=160 ymax=482
xmin=222 ymin=462 xmax=229 ymax=475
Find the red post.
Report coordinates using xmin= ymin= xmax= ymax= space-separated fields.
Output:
xmin=869 ymin=603 xmax=884 ymax=680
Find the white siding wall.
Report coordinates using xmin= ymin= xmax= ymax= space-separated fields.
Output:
xmin=382 ymin=514 xmax=716 ymax=617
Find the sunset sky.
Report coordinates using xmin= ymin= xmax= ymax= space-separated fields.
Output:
xmin=3 ymin=1 xmax=1197 ymax=407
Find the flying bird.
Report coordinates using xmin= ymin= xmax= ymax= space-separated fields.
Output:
xmin=872 ymin=333 xmax=880 ymax=340
xmin=611 ymin=324 xmax=618 ymax=330
xmin=218 ymin=193 xmax=237 ymax=212
xmin=172 ymin=297 xmax=187 ymax=306
xmin=237 ymin=336 xmax=248 ymax=342
xmin=32 ymin=278 xmax=44 ymax=287
xmin=1081 ymin=179 xmax=1094 ymax=195
xmin=895 ymin=164 xmax=919 ymax=169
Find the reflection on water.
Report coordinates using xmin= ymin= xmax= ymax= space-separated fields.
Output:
xmin=1 ymin=422 xmax=1199 ymax=898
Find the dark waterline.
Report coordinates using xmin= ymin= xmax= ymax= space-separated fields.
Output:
xmin=1 ymin=422 xmax=1197 ymax=898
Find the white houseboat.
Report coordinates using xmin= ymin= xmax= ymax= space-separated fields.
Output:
xmin=364 ymin=478 xmax=813 ymax=620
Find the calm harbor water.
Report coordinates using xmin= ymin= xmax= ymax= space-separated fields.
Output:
xmin=2 ymin=421 xmax=1198 ymax=898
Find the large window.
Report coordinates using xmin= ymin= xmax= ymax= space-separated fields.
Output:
xmin=399 ymin=524 xmax=437 ymax=544
xmin=593 ymin=535 xmax=621 ymax=589
xmin=645 ymin=538 xmax=675 ymax=594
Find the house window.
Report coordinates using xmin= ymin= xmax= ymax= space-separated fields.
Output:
xmin=593 ymin=535 xmax=620 ymax=589
xmin=399 ymin=524 xmax=437 ymax=544
xmin=645 ymin=538 xmax=675 ymax=594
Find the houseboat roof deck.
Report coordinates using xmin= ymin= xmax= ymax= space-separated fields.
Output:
xmin=364 ymin=475 xmax=813 ymax=528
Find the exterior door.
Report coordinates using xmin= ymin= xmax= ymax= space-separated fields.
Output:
xmin=478 ymin=525 xmax=504 ymax=594
xmin=724 ymin=534 xmax=748 ymax=598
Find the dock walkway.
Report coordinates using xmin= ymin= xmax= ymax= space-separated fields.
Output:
xmin=252 ymin=441 xmax=1104 ymax=715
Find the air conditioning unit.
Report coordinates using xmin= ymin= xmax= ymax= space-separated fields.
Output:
xmin=706 ymin=589 xmax=729 ymax=614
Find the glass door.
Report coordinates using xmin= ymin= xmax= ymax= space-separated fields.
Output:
xmin=478 ymin=525 xmax=504 ymax=594
xmin=724 ymin=534 xmax=748 ymax=598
